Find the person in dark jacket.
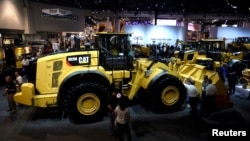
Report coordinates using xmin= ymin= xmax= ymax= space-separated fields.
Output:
xmin=227 ymin=69 xmax=238 ymax=95
xmin=3 ymin=75 xmax=17 ymax=113
xmin=107 ymin=89 xmax=121 ymax=137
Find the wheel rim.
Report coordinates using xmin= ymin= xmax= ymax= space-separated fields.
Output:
xmin=161 ymin=86 xmax=179 ymax=106
xmin=77 ymin=93 xmax=100 ymax=116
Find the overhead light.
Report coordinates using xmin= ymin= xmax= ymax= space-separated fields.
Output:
xmin=231 ymin=5 xmax=237 ymax=9
xmin=212 ymin=19 xmax=218 ymax=23
xmin=222 ymin=24 xmax=228 ymax=27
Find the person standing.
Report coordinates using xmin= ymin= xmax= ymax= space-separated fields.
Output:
xmin=14 ymin=71 xmax=23 ymax=92
xmin=219 ymin=63 xmax=228 ymax=83
xmin=36 ymin=48 xmax=43 ymax=57
xmin=183 ymin=78 xmax=199 ymax=115
xmin=202 ymin=79 xmax=217 ymax=116
xmin=200 ymin=75 xmax=209 ymax=115
xmin=201 ymin=75 xmax=209 ymax=95
xmin=21 ymin=56 xmax=29 ymax=76
xmin=227 ymin=70 xmax=238 ymax=95
xmin=107 ymin=90 xmax=121 ymax=137
xmin=3 ymin=75 xmax=17 ymax=113
xmin=114 ymin=98 xmax=132 ymax=141
xmin=44 ymin=43 xmax=53 ymax=54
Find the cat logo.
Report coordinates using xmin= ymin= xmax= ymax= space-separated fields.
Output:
xmin=66 ymin=54 xmax=91 ymax=66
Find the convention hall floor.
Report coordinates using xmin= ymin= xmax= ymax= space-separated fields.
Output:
xmin=0 ymin=79 xmax=249 ymax=141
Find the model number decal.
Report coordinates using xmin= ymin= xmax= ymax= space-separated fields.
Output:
xmin=66 ymin=54 xmax=91 ymax=66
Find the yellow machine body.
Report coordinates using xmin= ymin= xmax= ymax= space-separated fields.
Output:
xmin=13 ymin=32 xmax=233 ymax=123
xmin=178 ymin=64 xmax=232 ymax=108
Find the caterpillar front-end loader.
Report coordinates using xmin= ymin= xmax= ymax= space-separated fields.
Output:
xmin=14 ymin=32 xmax=231 ymax=124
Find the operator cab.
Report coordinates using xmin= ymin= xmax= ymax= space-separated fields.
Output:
xmin=95 ymin=33 xmax=134 ymax=70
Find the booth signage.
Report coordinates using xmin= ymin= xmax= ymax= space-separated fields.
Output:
xmin=3 ymin=38 xmax=14 ymax=46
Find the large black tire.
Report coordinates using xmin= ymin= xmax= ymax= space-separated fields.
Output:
xmin=150 ymin=76 xmax=186 ymax=113
xmin=65 ymin=81 xmax=109 ymax=124
xmin=228 ymin=59 xmax=246 ymax=78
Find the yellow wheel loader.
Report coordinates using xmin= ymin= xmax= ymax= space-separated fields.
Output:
xmin=14 ymin=32 xmax=231 ymax=124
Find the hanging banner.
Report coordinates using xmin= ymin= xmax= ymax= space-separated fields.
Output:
xmin=42 ymin=8 xmax=77 ymax=21
xmin=42 ymin=9 xmax=72 ymax=17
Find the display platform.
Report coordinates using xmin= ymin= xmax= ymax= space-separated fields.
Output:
xmin=235 ymin=85 xmax=250 ymax=99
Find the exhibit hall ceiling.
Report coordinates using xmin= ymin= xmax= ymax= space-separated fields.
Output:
xmin=30 ymin=0 xmax=250 ymax=15
xmin=30 ymin=0 xmax=250 ymax=26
